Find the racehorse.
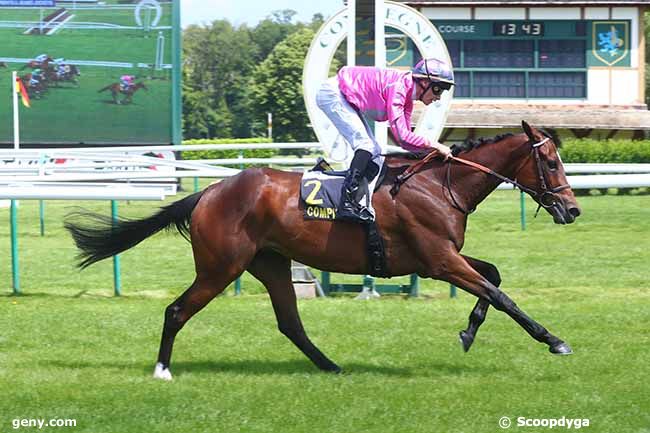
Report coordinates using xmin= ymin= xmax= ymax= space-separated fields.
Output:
xmin=46 ymin=64 xmax=80 ymax=87
xmin=98 ymin=82 xmax=147 ymax=104
xmin=21 ymin=57 xmax=52 ymax=70
xmin=19 ymin=73 xmax=47 ymax=99
xmin=65 ymin=121 xmax=581 ymax=380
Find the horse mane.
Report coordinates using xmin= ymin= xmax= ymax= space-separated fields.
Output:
xmin=384 ymin=128 xmax=561 ymax=161
xmin=450 ymin=133 xmax=514 ymax=156
xmin=383 ymin=133 xmax=514 ymax=161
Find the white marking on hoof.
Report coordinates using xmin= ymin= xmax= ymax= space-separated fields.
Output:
xmin=153 ymin=362 xmax=173 ymax=381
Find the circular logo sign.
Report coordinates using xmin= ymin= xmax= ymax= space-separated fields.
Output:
xmin=303 ymin=1 xmax=453 ymax=161
xmin=134 ymin=0 xmax=163 ymax=28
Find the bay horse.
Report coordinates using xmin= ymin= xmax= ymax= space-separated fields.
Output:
xmin=98 ymin=82 xmax=147 ymax=104
xmin=19 ymin=73 xmax=47 ymax=99
xmin=21 ymin=57 xmax=52 ymax=70
xmin=65 ymin=121 xmax=581 ymax=380
xmin=46 ymin=64 xmax=80 ymax=87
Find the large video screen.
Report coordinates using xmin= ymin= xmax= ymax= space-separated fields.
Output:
xmin=0 ymin=0 xmax=180 ymax=146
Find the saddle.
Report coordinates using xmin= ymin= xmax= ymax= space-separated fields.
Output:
xmin=300 ymin=158 xmax=390 ymax=277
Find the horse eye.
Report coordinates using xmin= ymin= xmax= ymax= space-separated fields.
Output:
xmin=547 ymin=160 xmax=558 ymax=171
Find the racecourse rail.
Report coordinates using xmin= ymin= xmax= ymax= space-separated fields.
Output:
xmin=2 ymin=142 xmax=650 ymax=296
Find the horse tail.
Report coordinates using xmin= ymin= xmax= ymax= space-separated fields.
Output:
xmin=98 ymin=84 xmax=112 ymax=93
xmin=65 ymin=191 xmax=205 ymax=269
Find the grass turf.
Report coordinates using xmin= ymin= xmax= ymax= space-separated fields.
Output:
xmin=0 ymin=185 xmax=649 ymax=432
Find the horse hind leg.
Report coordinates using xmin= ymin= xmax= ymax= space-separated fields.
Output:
xmin=247 ymin=250 xmax=341 ymax=373
xmin=153 ymin=259 xmax=248 ymax=380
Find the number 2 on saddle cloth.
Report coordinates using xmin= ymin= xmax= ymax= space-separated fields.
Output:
xmin=299 ymin=158 xmax=389 ymax=277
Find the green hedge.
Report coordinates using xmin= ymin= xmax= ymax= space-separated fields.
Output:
xmin=181 ymin=138 xmax=276 ymax=160
xmin=561 ymin=139 xmax=650 ymax=163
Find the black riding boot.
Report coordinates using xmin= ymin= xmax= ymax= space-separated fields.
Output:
xmin=339 ymin=150 xmax=374 ymax=222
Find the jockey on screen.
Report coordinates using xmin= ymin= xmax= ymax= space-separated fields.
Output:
xmin=35 ymin=54 xmax=49 ymax=64
xmin=316 ymin=57 xmax=455 ymax=222
xmin=120 ymin=75 xmax=135 ymax=91
xmin=54 ymin=57 xmax=66 ymax=71
xmin=53 ymin=58 xmax=68 ymax=77
xmin=30 ymin=68 xmax=43 ymax=87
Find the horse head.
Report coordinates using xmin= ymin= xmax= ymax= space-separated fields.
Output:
xmin=136 ymin=82 xmax=148 ymax=91
xmin=514 ymin=121 xmax=581 ymax=224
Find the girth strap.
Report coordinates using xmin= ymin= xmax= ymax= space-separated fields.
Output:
xmin=365 ymin=222 xmax=390 ymax=278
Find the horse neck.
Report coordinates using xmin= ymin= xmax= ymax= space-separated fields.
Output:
xmin=450 ymin=135 xmax=531 ymax=210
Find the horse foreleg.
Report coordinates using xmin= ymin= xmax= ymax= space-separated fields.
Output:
xmin=441 ymin=254 xmax=572 ymax=355
xmin=247 ymin=250 xmax=341 ymax=373
xmin=458 ymin=256 xmax=501 ymax=352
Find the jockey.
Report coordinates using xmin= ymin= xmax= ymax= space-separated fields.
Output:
xmin=54 ymin=58 xmax=67 ymax=77
xmin=120 ymin=75 xmax=135 ymax=91
xmin=316 ymin=57 xmax=455 ymax=222
xmin=30 ymin=68 xmax=42 ymax=86
xmin=35 ymin=54 xmax=49 ymax=65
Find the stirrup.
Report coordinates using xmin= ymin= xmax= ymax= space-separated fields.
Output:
xmin=338 ymin=201 xmax=373 ymax=222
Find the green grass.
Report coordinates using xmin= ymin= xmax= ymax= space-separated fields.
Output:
xmin=1 ymin=186 xmax=649 ymax=433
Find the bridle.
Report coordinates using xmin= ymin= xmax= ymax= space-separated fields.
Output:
xmin=390 ymin=136 xmax=571 ymax=216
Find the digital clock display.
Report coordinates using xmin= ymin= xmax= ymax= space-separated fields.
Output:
xmin=493 ymin=22 xmax=545 ymax=37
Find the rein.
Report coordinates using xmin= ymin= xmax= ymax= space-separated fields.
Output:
xmin=390 ymin=137 xmax=571 ymax=216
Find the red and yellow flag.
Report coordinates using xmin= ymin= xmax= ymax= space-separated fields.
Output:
xmin=15 ymin=77 xmax=30 ymax=108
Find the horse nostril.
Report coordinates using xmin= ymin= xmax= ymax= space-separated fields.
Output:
xmin=568 ymin=207 xmax=581 ymax=218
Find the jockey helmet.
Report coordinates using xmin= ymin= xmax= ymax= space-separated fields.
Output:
xmin=412 ymin=58 xmax=454 ymax=90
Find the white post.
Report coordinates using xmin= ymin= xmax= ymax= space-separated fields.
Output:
xmin=374 ymin=0 xmax=386 ymax=69
xmin=155 ymin=31 xmax=164 ymax=70
xmin=347 ymin=0 xmax=356 ymax=67
xmin=12 ymin=71 xmax=19 ymax=150
xmin=374 ymin=0 xmax=387 ymax=147
xmin=267 ymin=113 xmax=272 ymax=140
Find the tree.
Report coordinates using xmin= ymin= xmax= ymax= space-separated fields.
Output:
xmin=249 ymin=10 xmax=301 ymax=63
xmin=182 ymin=20 xmax=257 ymax=138
xmin=182 ymin=70 xmax=232 ymax=139
xmin=249 ymin=28 xmax=318 ymax=143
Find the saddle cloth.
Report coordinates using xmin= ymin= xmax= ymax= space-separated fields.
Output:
xmin=299 ymin=158 xmax=390 ymax=277
xmin=300 ymin=159 xmax=377 ymax=222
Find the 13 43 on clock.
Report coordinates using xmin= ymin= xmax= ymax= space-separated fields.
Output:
xmin=493 ymin=21 xmax=544 ymax=36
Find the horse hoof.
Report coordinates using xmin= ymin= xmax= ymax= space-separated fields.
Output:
xmin=322 ymin=363 xmax=342 ymax=374
xmin=153 ymin=362 xmax=173 ymax=380
xmin=459 ymin=331 xmax=473 ymax=353
xmin=549 ymin=342 xmax=573 ymax=356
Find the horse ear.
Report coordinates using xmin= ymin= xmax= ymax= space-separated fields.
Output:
xmin=521 ymin=120 xmax=535 ymax=140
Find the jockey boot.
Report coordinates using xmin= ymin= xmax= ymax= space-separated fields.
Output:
xmin=338 ymin=150 xmax=374 ymax=222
